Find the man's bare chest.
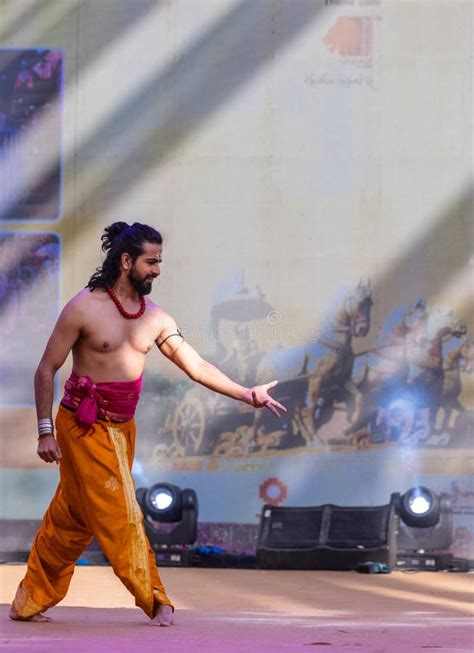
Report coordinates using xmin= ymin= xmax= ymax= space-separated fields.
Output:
xmin=79 ymin=315 xmax=158 ymax=355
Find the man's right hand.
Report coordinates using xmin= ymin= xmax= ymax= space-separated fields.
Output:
xmin=37 ymin=435 xmax=62 ymax=464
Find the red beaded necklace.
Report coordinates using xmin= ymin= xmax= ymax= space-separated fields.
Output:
xmin=106 ymin=287 xmax=146 ymax=319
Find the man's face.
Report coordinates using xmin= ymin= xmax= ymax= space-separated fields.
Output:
xmin=128 ymin=242 xmax=163 ymax=295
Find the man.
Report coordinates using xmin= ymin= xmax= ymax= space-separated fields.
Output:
xmin=10 ymin=222 xmax=286 ymax=627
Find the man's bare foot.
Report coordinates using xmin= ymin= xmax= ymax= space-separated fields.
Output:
xmin=148 ymin=604 xmax=173 ymax=627
xmin=9 ymin=608 xmax=51 ymax=623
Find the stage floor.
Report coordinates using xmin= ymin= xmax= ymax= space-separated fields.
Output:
xmin=1 ymin=565 xmax=473 ymax=652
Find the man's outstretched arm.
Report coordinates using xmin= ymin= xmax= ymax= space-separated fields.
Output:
xmin=156 ymin=320 xmax=286 ymax=417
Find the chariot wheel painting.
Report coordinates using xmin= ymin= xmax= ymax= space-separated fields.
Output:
xmin=171 ymin=395 xmax=206 ymax=455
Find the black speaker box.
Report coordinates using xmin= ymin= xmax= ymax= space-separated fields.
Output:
xmin=256 ymin=502 xmax=397 ymax=570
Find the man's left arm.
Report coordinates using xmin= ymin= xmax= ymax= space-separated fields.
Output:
xmin=156 ymin=319 xmax=286 ymax=417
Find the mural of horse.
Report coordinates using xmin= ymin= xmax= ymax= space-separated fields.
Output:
xmin=361 ymin=299 xmax=427 ymax=390
xmin=438 ymin=336 xmax=474 ymax=432
xmin=406 ymin=306 xmax=467 ymax=428
xmin=356 ymin=305 xmax=467 ymax=445
xmin=348 ymin=299 xmax=429 ymax=438
xmin=300 ymin=279 xmax=373 ymax=442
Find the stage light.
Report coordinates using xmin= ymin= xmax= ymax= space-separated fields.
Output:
xmin=399 ymin=486 xmax=439 ymax=528
xmin=141 ymin=483 xmax=185 ymax=523
xmin=409 ymin=494 xmax=431 ymax=515
xmin=152 ymin=487 xmax=174 ymax=511
xmin=136 ymin=483 xmax=198 ymax=551
xmin=391 ymin=487 xmax=453 ymax=561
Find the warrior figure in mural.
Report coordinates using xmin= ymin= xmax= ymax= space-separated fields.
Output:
xmin=9 ymin=222 xmax=286 ymax=626
xmin=300 ymin=279 xmax=373 ymax=442
xmin=220 ymin=324 xmax=263 ymax=387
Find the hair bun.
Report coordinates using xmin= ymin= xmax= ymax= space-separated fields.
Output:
xmin=101 ymin=222 xmax=129 ymax=252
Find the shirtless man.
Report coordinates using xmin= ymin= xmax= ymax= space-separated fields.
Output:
xmin=10 ymin=222 xmax=285 ymax=627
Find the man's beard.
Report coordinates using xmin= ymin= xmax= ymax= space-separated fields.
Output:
xmin=128 ymin=266 xmax=155 ymax=295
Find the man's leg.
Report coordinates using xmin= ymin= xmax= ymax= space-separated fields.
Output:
xmin=99 ymin=423 xmax=173 ymax=623
xmin=10 ymin=485 xmax=93 ymax=620
xmin=59 ymin=413 xmax=174 ymax=624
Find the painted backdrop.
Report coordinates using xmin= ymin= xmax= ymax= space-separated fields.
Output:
xmin=0 ymin=0 xmax=472 ymax=557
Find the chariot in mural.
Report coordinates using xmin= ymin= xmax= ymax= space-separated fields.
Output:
xmin=154 ymin=277 xmax=472 ymax=460
xmin=168 ymin=281 xmax=275 ymax=456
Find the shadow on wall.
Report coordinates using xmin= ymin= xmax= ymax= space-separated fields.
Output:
xmin=0 ymin=0 xmax=472 ymax=317
xmin=1 ymin=0 xmax=327 ymax=228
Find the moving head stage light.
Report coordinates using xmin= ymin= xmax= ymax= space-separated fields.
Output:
xmin=398 ymin=486 xmax=442 ymax=528
xmin=391 ymin=486 xmax=454 ymax=570
xmin=136 ymin=483 xmax=198 ymax=566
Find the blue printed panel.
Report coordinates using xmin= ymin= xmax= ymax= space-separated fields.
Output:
xmin=0 ymin=231 xmax=60 ymax=405
xmin=0 ymin=49 xmax=64 ymax=221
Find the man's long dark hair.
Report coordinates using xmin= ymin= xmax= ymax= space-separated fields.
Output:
xmin=86 ymin=222 xmax=163 ymax=290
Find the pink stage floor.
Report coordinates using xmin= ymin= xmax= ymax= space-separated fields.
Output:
xmin=1 ymin=565 xmax=473 ymax=652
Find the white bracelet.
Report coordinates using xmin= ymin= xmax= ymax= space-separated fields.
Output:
xmin=38 ymin=418 xmax=54 ymax=437
xmin=38 ymin=432 xmax=54 ymax=440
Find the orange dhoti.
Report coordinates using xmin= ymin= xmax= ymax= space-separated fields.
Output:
xmin=11 ymin=405 xmax=173 ymax=619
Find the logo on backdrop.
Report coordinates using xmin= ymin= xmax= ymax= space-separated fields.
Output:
xmin=323 ymin=16 xmax=373 ymax=61
xmin=259 ymin=478 xmax=288 ymax=506
xmin=305 ymin=6 xmax=382 ymax=90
